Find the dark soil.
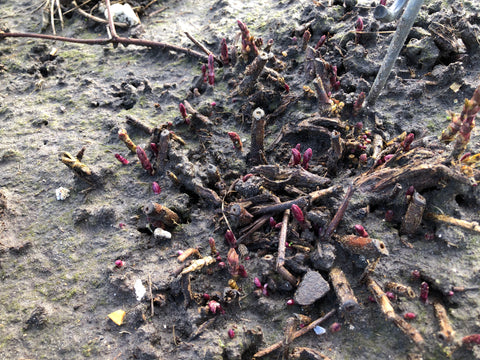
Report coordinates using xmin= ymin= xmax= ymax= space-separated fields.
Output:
xmin=1 ymin=0 xmax=480 ymax=359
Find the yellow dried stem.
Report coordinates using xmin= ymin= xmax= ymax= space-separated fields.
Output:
xmin=118 ymin=128 xmax=137 ymax=152
xmin=60 ymin=151 xmax=92 ymax=176
xmin=180 ymin=256 xmax=215 ymax=275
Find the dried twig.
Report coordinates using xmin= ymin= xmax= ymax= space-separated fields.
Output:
xmin=184 ymin=31 xmax=222 ymax=66
xmin=277 ymin=209 xmax=298 ymax=287
xmin=72 ymin=0 xmax=128 ymax=28
xmin=253 ymin=309 xmax=336 ymax=358
xmin=426 ymin=213 xmax=480 ymax=233
xmin=321 ymin=185 xmax=354 ymax=241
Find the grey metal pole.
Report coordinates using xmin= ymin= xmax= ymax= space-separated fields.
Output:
xmin=365 ymin=0 xmax=424 ymax=107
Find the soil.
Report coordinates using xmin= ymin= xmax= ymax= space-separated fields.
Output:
xmin=1 ymin=0 xmax=480 ymax=359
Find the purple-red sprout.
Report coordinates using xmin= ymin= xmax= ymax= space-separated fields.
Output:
xmin=207 ymin=54 xmax=215 ymax=86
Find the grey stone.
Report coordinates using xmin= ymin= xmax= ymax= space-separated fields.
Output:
xmin=310 ymin=242 xmax=336 ymax=271
xmin=294 ymin=270 xmax=330 ymax=306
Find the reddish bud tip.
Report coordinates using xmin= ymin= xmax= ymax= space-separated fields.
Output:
xmin=242 ymin=173 xmax=253 ymax=182
xmin=218 ymin=261 xmax=226 ymax=269
xmin=404 ymin=312 xmax=416 ymax=320
xmin=295 ymin=143 xmax=301 ymax=152
xmin=203 ymin=293 xmax=210 ymax=300
xmin=385 ymin=292 xmax=396 ymax=301
xmin=208 ymin=300 xmax=225 ymax=314
xmin=354 ymin=224 xmax=369 ymax=237
xmin=207 ymin=54 xmax=215 ymax=86
xmin=380 ymin=0 xmax=387 ymax=5
xmin=359 ymin=153 xmax=368 ymax=163
xmin=150 ymin=143 xmax=159 ymax=156
xmin=315 ymin=35 xmax=326 ymax=50
xmin=115 ymin=153 xmax=129 ymax=165
xmin=201 ymin=64 xmax=207 ymax=83
xmin=290 ymin=148 xmax=301 ymax=166
xmin=286 ymin=299 xmax=295 ymax=306
xmin=228 ymin=329 xmax=235 ymax=339
xmin=406 ymin=185 xmax=415 ymax=197
xmin=179 ymin=103 xmax=187 ymax=119
xmin=420 ymin=282 xmax=429 ymax=303
xmin=385 ymin=210 xmax=394 ymax=222
xmin=368 ymin=295 xmax=376 ymax=303
xmin=220 ymin=38 xmax=229 ymax=65
xmin=152 ymin=182 xmax=161 ymax=194
xmin=411 ymin=269 xmax=421 ymax=279
xmin=262 ymin=283 xmax=269 ymax=297
xmin=402 ymin=133 xmax=415 ymax=151
xmin=302 ymin=148 xmax=313 ymax=169
xmin=136 ymin=146 xmax=153 ymax=175
xmin=356 ymin=17 xmax=364 ymax=31
xmin=225 ymin=230 xmax=237 ymax=248
xmin=330 ymin=322 xmax=341 ymax=332
xmin=291 ymin=204 xmax=305 ymax=224
xmin=269 ymin=217 xmax=277 ymax=228
xmin=115 ymin=259 xmax=125 ymax=268
xmin=284 ymin=83 xmax=290 ymax=93
xmin=254 ymin=277 xmax=262 ymax=288
xmin=238 ymin=265 xmax=248 ymax=278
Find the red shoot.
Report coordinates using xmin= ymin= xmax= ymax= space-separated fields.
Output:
xmin=420 ymin=282 xmax=429 ymax=303
xmin=179 ymin=103 xmax=189 ymax=125
xmin=238 ymin=264 xmax=248 ymax=278
xmin=150 ymin=143 xmax=159 ymax=156
xmin=269 ymin=217 xmax=277 ymax=228
xmin=242 ymin=173 xmax=253 ymax=182
xmin=136 ymin=146 xmax=153 ymax=175
xmin=201 ymin=64 xmax=207 ymax=83
xmin=356 ymin=17 xmax=364 ymax=32
xmin=228 ymin=132 xmax=243 ymax=151
xmin=462 ymin=334 xmax=480 ymax=346
xmin=227 ymin=248 xmax=239 ymax=277
xmin=225 ymin=230 xmax=237 ymax=248
xmin=290 ymin=148 xmax=301 ymax=166
xmin=228 ymin=329 xmax=235 ymax=339
xmin=380 ymin=0 xmax=387 ymax=5
xmin=220 ymin=38 xmax=229 ymax=65
xmin=385 ymin=210 xmax=394 ymax=222
xmin=152 ymin=182 xmax=161 ymax=194
xmin=254 ymin=277 xmax=262 ymax=288
xmin=353 ymin=92 xmax=365 ymax=116
xmin=404 ymin=312 xmax=416 ymax=320
xmin=406 ymin=185 xmax=415 ymax=197
xmin=302 ymin=148 xmax=313 ymax=170
xmin=115 ymin=153 xmax=129 ymax=165
xmin=354 ymin=224 xmax=369 ymax=237
xmin=207 ymin=54 xmax=215 ymax=86
xmin=291 ymin=204 xmax=305 ymax=224
xmin=402 ymin=133 xmax=415 ymax=151
xmin=315 ymin=35 xmax=326 ymax=50
xmin=208 ymin=300 xmax=225 ymax=314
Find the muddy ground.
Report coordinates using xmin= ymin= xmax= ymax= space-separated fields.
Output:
xmin=1 ymin=0 xmax=480 ymax=359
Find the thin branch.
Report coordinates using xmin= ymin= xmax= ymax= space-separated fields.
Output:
xmin=253 ymin=309 xmax=336 ymax=358
xmin=184 ymin=31 xmax=222 ymax=66
xmin=104 ymin=0 xmax=118 ymax=39
xmin=0 ymin=31 xmax=210 ymax=62
xmin=72 ymin=0 xmax=128 ymax=28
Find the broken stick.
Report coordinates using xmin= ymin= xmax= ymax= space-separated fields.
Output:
xmin=277 ymin=209 xmax=298 ymax=287
xmin=253 ymin=309 xmax=336 ymax=358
